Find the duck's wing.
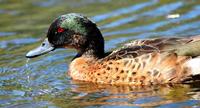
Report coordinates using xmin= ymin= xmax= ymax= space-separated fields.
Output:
xmin=122 ymin=36 xmax=200 ymax=57
xmin=102 ymin=45 xmax=159 ymax=61
xmin=124 ymin=37 xmax=192 ymax=51
xmin=102 ymin=37 xmax=193 ymax=61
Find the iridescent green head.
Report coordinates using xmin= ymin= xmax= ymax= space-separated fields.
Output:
xmin=47 ymin=13 xmax=97 ymax=46
xmin=26 ymin=13 xmax=104 ymax=58
xmin=59 ymin=13 xmax=88 ymax=35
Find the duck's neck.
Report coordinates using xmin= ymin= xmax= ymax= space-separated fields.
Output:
xmin=78 ymin=28 xmax=105 ymax=59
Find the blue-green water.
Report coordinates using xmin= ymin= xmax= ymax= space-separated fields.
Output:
xmin=1 ymin=0 xmax=200 ymax=107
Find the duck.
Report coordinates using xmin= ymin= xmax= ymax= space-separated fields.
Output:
xmin=26 ymin=13 xmax=200 ymax=85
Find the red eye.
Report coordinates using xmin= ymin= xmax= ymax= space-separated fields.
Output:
xmin=57 ymin=27 xmax=64 ymax=33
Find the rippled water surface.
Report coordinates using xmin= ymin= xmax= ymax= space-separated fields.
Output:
xmin=1 ymin=0 xmax=200 ymax=107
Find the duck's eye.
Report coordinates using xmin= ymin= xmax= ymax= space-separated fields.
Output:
xmin=57 ymin=27 xmax=65 ymax=33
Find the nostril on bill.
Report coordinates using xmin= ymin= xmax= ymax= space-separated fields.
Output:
xmin=42 ymin=43 xmax=45 ymax=46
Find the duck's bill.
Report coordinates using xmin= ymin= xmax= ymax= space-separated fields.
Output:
xmin=26 ymin=38 xmax=55 ymax=58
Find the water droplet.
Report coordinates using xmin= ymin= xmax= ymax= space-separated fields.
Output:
xmin=26 ymin=58 xmax=30 ymax=68
xmin=25 ymin=58 xmax=31 ymax=83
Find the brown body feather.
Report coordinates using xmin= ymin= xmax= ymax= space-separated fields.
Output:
xmin=69 ymin=36 xmax=200 ymax=85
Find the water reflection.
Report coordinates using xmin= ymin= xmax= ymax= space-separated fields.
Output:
xmin=100 ymin=2 xmax=183 ymax=29
xmin=50 ymin=81 xmax=200 ymax=107
xmin=92 ymin=0 xmax=157 ymax=22
xmin=0 ymin=32 xmax=16 ymax=37
xmin=103 ymin=5 xmax=200 ymax=37
xmin=0 ymin=38 xmax=38 ymax=48
xmin=33 ymin=0 xmax=58 ymax=7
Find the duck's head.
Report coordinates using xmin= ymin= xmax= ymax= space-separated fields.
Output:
xmin=26 ymin=13 xmax=104 ymax=58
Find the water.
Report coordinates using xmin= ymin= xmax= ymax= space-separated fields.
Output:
xmin=0 ymin=0 xmax=200 ymax=107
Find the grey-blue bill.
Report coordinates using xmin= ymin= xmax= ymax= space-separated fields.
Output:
xmin=26 ymin=38 xmax=55 ymax=58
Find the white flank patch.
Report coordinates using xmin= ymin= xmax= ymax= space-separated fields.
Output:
xmin=185 ymin=57 xmax=200 ymax=75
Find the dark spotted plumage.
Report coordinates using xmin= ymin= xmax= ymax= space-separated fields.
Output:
xmin=102 ymin=45 xmax=158 ymax=61
xmin=27 ymin=13 xmax=200 ymax=85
